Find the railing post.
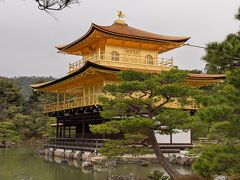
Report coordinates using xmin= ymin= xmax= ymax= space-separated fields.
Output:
xmin=171 ymin=57 xmax=174 ymax=67
xmin=56 ymin=92 xmax=59 ymax=111
xmin=98 ymin=48 xmax=101 ymax=61
xmin=56 ymin=119 xmax=59 ymax=139
xmin=63 ymin=90 xmax=66 ymax=109
xmin=69 ymin=62 xmax=71 ymax=72
xmin=95 ymin=139 xmax=99 ymax=155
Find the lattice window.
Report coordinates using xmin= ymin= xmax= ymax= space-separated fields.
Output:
xmin=126 ymin=49 xmax=140 ymax=55
xmin=111 ymin=51 xmax=119 ymax=61
xmin=100 ymin=51 xmax=104 ymax=59
xmin=145 ymin=55 xmax=154 ymax=64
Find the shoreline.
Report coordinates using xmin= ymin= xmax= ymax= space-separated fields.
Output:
xmin=39 ymin=147 xmax=196 ymax=168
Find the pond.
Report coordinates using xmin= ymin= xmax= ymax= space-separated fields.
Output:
xmin=0 ymin=146 xmax=192 ymax=180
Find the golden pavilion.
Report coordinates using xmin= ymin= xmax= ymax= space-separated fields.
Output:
xmin=31 ymin=14 xmax=225 ymax=151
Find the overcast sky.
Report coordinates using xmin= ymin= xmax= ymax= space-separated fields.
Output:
xmin=0 ymin=0 xmax=239 ymax=78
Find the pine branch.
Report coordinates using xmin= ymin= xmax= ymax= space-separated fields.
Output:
xmin=154 ymin=96 xmax=171 ymax=111
xmin=129 ymin=104 xmax=146 ymax=118
xmin=35 ymin=0 xmax=80 ymax=11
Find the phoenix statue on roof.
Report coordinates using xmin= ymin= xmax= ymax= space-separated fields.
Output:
xmin=117 ymin=11 xmax=126 ymax=19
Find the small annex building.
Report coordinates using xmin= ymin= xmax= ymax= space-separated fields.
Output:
xmin=31 ymin=14 xmax=225 ymax=152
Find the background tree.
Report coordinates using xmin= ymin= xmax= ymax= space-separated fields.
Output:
xmin=0 ymin=77 xmax=23 ymax=120
xmin=0 ymin=77 xmax=23 ymax=143
xmin=90 ymin=69 xmax=199 ymax=179
xmin=203 ymin=7 xmax=240 ymax=74
xmin=192 ymin=69 xmax=240 ymax=178
xmin=12 ymin=76 xmax=55 ymax=100
xmin=235 ymin=7 xmax=240 ymax=21
xmin=0 ymin=121 xmax=21 ymax=143
xmin=192 ymin=7 xmax=240 ymax=178
xmin=0 ymin=77 xmax=55 ymax=143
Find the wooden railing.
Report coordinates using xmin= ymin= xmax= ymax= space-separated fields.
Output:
xmin=190 ymin=99 xmax=199 ymax=109
xmin=44 ymin=138 xmax=193 ymax=153
xmin=68 ymin=51 xmax=174 ymax=73
xmin=43 ymin=96 xmax=199 ymax=113
xmin=45 ymin=138 xmax=108 ymax=152
xmin=43 ymin=95 xmax=99 ymax=113
xmin=166 ymin=99 xmax=200 ymax=110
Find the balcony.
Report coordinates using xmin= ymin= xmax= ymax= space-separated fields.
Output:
xmin=44 ymin=138 xmax=192 ymax=153
xmin=43 ymin=94 xmax=99 ymax=113
xmin=68 ymin=51 xmax=173 ymax=74
xmin=43 ymin=95 xmax=199 ymax=113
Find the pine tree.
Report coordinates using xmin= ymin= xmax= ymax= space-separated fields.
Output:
xmin=90 ymin=69 xmax=199 ymax=179
xmin=203 ymin=7 xmax=240 ymax=74
xmin=192 ymin=7 xmax=240 ymax=178
xmin=192 ymin=69 xmax=240 ymax=178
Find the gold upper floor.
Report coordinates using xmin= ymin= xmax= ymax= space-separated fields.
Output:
xmin=56 ymin=20 xmax=189 ymax=74
xmin=68 ymin=49 xmax=173 ymax=74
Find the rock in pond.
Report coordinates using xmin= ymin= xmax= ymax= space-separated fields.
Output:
xmin=82 ymin=161 xmax=93 ymax=169
xmin=214 ymin=176 xmax=228 ymax=180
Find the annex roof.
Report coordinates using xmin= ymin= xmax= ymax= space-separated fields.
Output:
xmin=187 ymin=73 xmax=226 ymax=79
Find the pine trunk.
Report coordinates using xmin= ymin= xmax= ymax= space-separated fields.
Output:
xmin=148 ymin=129 xmax=182 ymax=180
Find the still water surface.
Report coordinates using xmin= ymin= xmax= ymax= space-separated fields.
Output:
xmin=0 ymin=146 xmax=191 ymax=180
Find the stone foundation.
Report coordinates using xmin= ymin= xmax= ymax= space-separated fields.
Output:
xmin=39 ymin=148 xmax=196 ymax=168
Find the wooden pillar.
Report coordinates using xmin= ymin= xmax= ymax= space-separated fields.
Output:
xmin=76 ymin=125 xmax=81 ymax=138
xmin=63 ymin=90 xmax=66 ymax=109
xmin=75 ymin=125 xmax=78 ymax=138
xmin=82 ymin=120 xmax=85 ymax=138
xmin=98 ymin=48 xmax=101 ymax=60
xmin=63 ymin=119 xmax=66 ymax=138
xmin=56 ymin=118 xmax=59 ymax=139
xmin=93 ymin=85 xmax=95 ymax=104
xmin=69 ymin=126 xmax=71 ymax=138
xmin=190 ymin=130 xmax=192 ymax=144
xmin=83 ymin=88 xmax=86 ymax=106
xmin=88 ymin=87 xmax=91 ymax=106
xmin=171 ymin=57 xmax=174 ymax=67
xmin=170 ymin=132 xmax=173 ymax=144
xmin=57 ymin=92 xmax=59 ymax=111
xmin=60 ymin=127 xmax=62 ymax=138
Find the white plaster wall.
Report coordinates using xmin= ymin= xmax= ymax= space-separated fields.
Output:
xmin=155 ymin=130 xmax=191 ymax=144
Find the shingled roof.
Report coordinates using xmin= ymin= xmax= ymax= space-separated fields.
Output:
xmin=56 ymin=22 xmax=190 ymax=52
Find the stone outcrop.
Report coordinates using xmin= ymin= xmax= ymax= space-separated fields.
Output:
xmin=214 ymin=176 xmax=228 ymax=180
xmin=105 ymin=173 xmax=141 ymax=180
xmin=82 ymin=161 xmax=94 ymax=169
xmin=41 ymin=147 xmax=196 ymax=168
xmin=168 ymin=154 xmax=196 ymax=166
